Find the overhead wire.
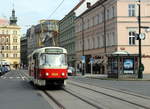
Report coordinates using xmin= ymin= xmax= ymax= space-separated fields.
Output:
xmin=48 ymin=0 xmax=65 ymax=19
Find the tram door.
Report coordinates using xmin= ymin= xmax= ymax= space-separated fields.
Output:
xmin=33 ymin=53 xmax=39 ymax=79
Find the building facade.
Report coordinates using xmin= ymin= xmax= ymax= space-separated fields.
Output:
xmin=26 ymin=20 xmax=59 ymax=56
xmin=0 ymin=9 xmax=21 ymax=69
xmin=20 ymin=36 xmax=28 ymax=68
xmin=58 ymin=0 xmax=99 ymax=67
xmin=75 ymin=0 xmax=150 ymax=74
xmin=59 ymin=10 xmax=76 ymax=67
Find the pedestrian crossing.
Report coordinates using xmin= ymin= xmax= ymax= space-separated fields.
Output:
xmin=0 ymin=76 xmax=26 ymax=80
xmin=0 ymin=70 xmax=28 ymax=81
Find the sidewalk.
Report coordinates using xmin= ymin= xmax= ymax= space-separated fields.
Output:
xmin=76 ymin=73 xmax=150 ymax=81
xmin=143 ymin=74 xmax=150 ymax=80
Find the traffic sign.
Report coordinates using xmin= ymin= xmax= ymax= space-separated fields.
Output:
xmin=90 ymin=57 xmax=94 ymax=64
xmin=81 ymin=56 xmax=85 ymax=63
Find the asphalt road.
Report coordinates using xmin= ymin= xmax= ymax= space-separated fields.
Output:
xmin=0 ymin=70 xmax=52 ymax=109
xmin=70 ymin=76 xmax=150 ymax=97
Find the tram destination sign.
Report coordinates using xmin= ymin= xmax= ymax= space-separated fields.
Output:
xmin=45 ymin=48 xmax=63 ymax=53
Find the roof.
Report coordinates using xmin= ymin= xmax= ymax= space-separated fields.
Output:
xmin=59 ymin=0 xmax=85 ymax=23
xmin=0 ymin=18 xmax=9 ymax=26
xmin=29 ymin=47 xmax=67 ymax=57
xmin=70 ymin=0 xmax=85 ymax=13
xmin=77 ymin=0 xmax=107 ymax=19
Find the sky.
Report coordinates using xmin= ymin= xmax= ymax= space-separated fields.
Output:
xmin=0 ymin=0 xmax=80 ymax=34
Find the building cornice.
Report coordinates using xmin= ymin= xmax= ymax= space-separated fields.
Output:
xmin=0 ymin=25 xmax=21 ymax=29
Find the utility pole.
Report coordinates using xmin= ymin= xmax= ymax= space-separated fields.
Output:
xmin=138 ymin=0 xmax=143 ymax=78
xmin=101 ymin=3 xmax=107 ymax=54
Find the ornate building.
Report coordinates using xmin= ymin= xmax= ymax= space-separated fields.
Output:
xmin=0 ymin=9 xmax=21 ymax=69
xmin=26 ymin=20 xmax=59 ymax=56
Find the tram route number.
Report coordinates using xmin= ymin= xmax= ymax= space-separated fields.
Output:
xmin=52 ymin=73 xmax=58 ymax=76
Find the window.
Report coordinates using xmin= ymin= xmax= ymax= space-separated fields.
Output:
xmin=2 ymin=30 xmax=4 ymax=34
xmin=92 ymin=16 xmax=94 ymax=26
xmin=2 ymin=54 xmax=4 ymax=57
xmin=128 ymin=4 xmax=136 ymax=17
xmin=101 ymin=35 xmax=104 ymax=47
xmin=87 ymin=19 xmax=90 ymax=28
xmin=97 ymin=36 xmax=100 ymax=48
xmin=6 ymin=54 xmax=8 ymax=57
xmin=107 ymin=9 xmax=109 ymax=19
xmin=2 ymin=46 xmax=4 ymax=50
xmin=6 ymin=46 xmax=9 ymax=50
xmin=101 ymin=11 xmax=104 ymax=22
xmin=6 ymin=30 xmax=8 ymax=34
xmin=88 ymin=39 xmax=90 ymax=49
xmin=13 ymin=46 xmax=17 ymax=50
xmin=13 ymin=38 xmax=17 ymax=42
xmin=112 ymin=6 xmax=115 ymax=17
xmin=1 ymin=37 xmax=4 ymax=42
xmin=112 ymin=32 xmax=115 ymax=45
xmin=107 ymin=33 xmax=110 ymax=46
xmin=92 ymin=37 xmax=95 ymax=48
xmin=13 ymin=30 xmax=17 ymax=35
xmin=6 ymin=38 xmax=9 ymax=42
xmin=129 ymin=31 xmax=136 ymax=45
xmin=13 ymin=54 xmax=17 ymax=58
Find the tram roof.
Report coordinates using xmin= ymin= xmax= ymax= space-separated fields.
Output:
xmin=31 ymin=47 xmax=67 ymax=55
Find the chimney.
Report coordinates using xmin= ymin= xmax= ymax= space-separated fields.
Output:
xmin=87 ymin=2 xmax=91 ymax=9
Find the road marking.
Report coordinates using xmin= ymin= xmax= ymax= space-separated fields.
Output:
xmin=22 ymin=77 xmax=25 ymax=81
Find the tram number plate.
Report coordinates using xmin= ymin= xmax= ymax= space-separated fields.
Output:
xmin=52 ymin=73 xmax=58 ymax=76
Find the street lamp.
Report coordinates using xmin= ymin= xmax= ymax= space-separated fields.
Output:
xmin=137 ymin=0 xmax=143 ymax=78
xmin=101 ymin=1 xmax=107 ymax=54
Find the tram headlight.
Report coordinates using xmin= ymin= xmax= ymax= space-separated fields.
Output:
xmin=45 ymin=72 xmax=49 ymax=76
xmin=61 ymin=72 xmax=65 ymax=76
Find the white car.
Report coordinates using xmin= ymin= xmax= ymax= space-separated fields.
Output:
xmin=67 ymin=67 xmax=75 ymax=76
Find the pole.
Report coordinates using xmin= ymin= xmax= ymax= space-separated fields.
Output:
xmin=138 ymin=0 xmax=143 ymax=78
xmin=102 ymin=4 xmax=106 ymax=53
xmin=91 ymin=62 xmax=93 ymax=75
xmin=81 ymin=17 xmax=85 ymax=76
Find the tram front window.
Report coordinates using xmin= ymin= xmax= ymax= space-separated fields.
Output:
xmin=39 ymin=54 xmax=67 ymax=67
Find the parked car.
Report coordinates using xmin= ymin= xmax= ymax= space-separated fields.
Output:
xmin=5 ymin=65 xmax=11 ymax=72
xmin=67 ymin=67 xmax=75 ymax=76
xmin=0 ymin=67 xmax=2 ymax=76
xmin=1 ymin=66 xmax=8 ymax=74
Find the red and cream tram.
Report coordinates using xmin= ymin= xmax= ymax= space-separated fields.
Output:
xmin=28 ymin=47 xmax=68 ymax=86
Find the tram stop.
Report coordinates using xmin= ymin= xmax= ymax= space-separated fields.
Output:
xmin=107 ymin=51 xmax=139 ymax=79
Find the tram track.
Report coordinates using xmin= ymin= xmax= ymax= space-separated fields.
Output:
xmin=63 ymin=88 xmax=103 ymax=109
xmin=72 ymin=80 xmax=150 ymax=100
xmin=42 ymin=88 xmax=102 ymax=109
xmin=68 ymin=80 xmax=150 ymax=109
xmin=43 ymin=90 xmax=66 ymax=109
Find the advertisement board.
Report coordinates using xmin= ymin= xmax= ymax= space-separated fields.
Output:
xmin=123 ymin=58 xmax=134 ymax=74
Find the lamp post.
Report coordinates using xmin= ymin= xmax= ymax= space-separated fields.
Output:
xmin=101 ymin=2 xmax=107 ymax=54
xmin=137 ymin=0 xmax=143 ymax=78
